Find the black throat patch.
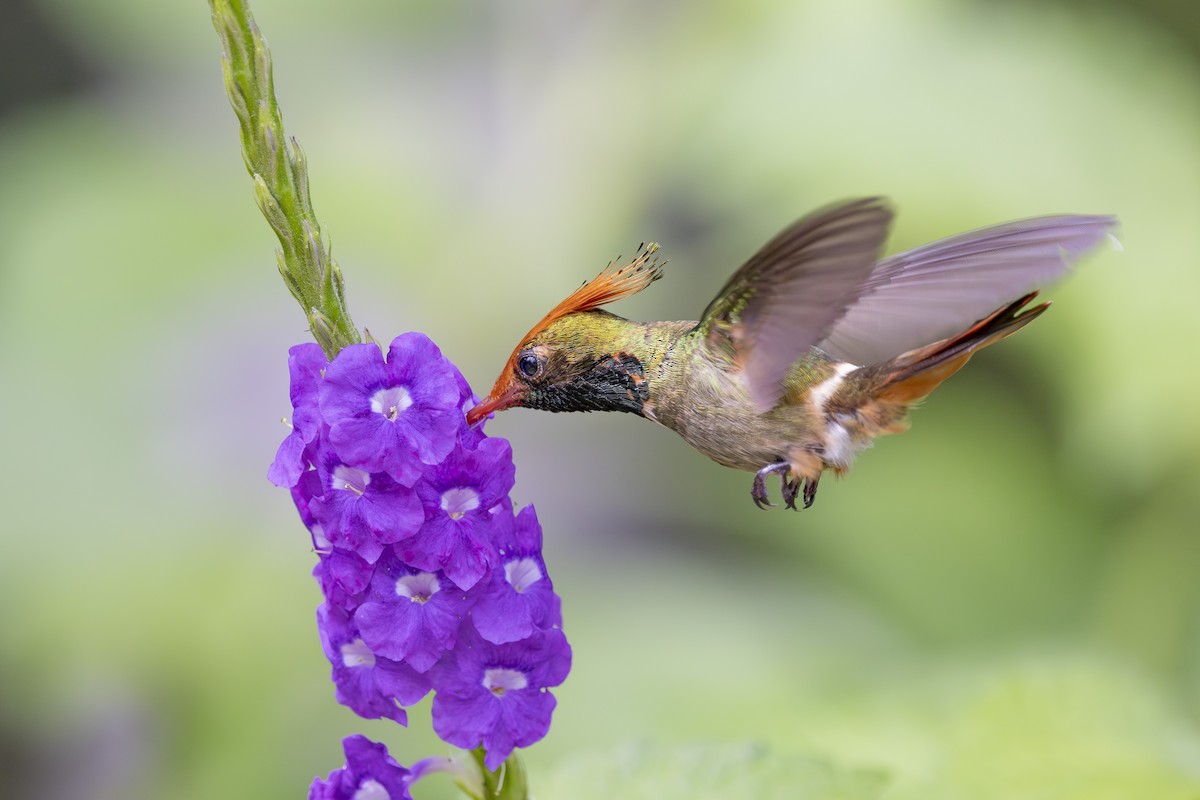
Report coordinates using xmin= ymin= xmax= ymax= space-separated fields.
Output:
xmin=526 ymin=352 xmax=648 ymax=415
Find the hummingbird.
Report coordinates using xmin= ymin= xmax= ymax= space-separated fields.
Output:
xmin=466 ymin=198 xmax=1116 ymax=510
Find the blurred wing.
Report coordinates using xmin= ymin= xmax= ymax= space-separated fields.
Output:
xmin=697 ymin=198 xmax=893 ymax=411
xmin=818 ymin=215 xmax=1119 ymax=365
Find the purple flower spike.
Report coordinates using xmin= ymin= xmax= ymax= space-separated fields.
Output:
xmin=309 ymin=734 xmax=412 ymax=800
xmin=432 ymin=626 xmax=572 ymax=771
xmin=271 ymin=334 xmax=573 ymax=774
xmin=320 ymin=335 xmax=462 ymax=486
xmin=319 ymin=603 xmax=431 ymax=724
xmin=472 ymin=505 xmax=562 ymax=644
xmin=269 ymin=344 xmax=328 ymax=488
xmin=309 ymin=442 xmax=424 ymax=564
xmin=354 ymin=553 xmax=475 ymax=673
xmin=398 ymin=437 xmax=515 ymax=590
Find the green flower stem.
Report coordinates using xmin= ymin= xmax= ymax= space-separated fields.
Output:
xmin=411 ymin=750 xmax=528 ymax=800
xmin=208 ymin=0 xmax=360 ymax=359
xmin=470 ymin=748 xmax=530 ymax=800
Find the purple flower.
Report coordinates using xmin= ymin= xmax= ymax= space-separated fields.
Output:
xmin=320 ymin=335 xmax=462 ymax=486
xmin=396 ymin=438 xmax=515 ymax=590
xmin=354 ymin=553 xmax=475 ymax=673
xmin=309 ymin=441 xmax=424 ymax=564
xmin=269 ymin=343 xmax=328 ymax=488
xmin=309 ymin=735 xmax=411 ymax=800
xmin=290 ymin=468 xmax=326 ymax=548
xmin=313 ymin=548 xmax=374 ymax=612
xmin=318 ymin=603 xmax=431 ymax=725
xmin=450 ymin=366 xmax=488 ymax=450
xmin=431 ymin=626 xmax=572 ymax=771
xmin=472 ymin=504 xmax=562 ymax=644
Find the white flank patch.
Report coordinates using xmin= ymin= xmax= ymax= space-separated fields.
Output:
xmin=823 ymin=421 xmax=855 ymax=467
xmin=808 ymin=361 xmax=858 ymax=413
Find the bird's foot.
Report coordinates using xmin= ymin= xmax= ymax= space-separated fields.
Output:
xmin=752 ymin=461 xmax=791 ymax=509
xmin=781 ymin=474 xmax=803 ymax=511
xmin=753 ymin=464 xmax=818 ymax=511
xmin=802 ymin=475 xmax=820 ymax=509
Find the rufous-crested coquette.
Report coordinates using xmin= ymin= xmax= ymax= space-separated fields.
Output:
xmin=466 ymin=198 xmax=1117 ymax=510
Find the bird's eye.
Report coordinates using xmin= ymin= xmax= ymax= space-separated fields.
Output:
xmin=517 ymin=352 xmax=541 ymax=378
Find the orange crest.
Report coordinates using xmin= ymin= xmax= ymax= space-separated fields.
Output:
xmin=506 ymin=242 xmax=665 ymax=361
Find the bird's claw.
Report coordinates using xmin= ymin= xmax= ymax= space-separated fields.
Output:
xmin=751 ymin=469 xmax=776 ymax=509
xmin=802 ymin=476 xmax=820 ymax=509
xmin=752 ymin=462 xmax=820 ymax=511
xmin=781 ymin=475 xmax=802 ymax=510
xmin=752 ymin=462 xmax=791 ymax=510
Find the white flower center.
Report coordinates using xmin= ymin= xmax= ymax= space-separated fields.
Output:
xmin=341 ymin=639 xmax=376 ymax=669
xmin=370 ymin=385 xmax=413 ymax=422
xmin=395 ymin=572 xmax=440 ymax=604
xmin=332 ymin=465 xmax=370 ymax=496
xmin=504 ymin=558 xmax=543 ymax=593
xmin=440 ymin=487 xmax=480 ymax=520
xmin=483 ymin=667 xmax=528 ymax=697
xmin=353 ymin=779 xmax=389 ymax=800
xmin=311 ymin=523 xmax=331 ymax=551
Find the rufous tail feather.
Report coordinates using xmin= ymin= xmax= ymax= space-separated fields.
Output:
xmin=877 ymin=292 xmax=1049 ymax=405
xmin=836 ymin=293 xmax=1049 ymax=440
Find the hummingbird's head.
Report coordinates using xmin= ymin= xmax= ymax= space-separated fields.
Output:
xmin=467 ymin=245 xmax=664 ymax=426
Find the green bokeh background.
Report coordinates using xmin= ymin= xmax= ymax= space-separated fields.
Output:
xmin=2 ymin=0 xmax=1198 ymax=797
